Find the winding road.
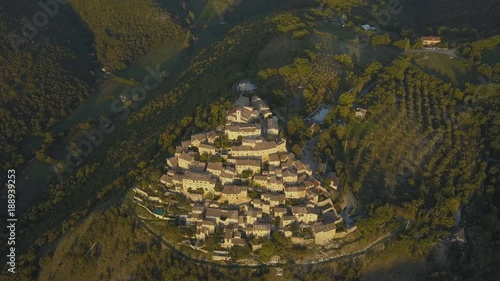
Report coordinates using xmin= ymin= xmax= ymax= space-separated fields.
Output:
xmin=133 ymin=205 xmax=407 ymax=269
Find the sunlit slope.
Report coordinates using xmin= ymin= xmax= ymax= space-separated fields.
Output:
xmin=69 ymin=0 xmax=184 ymax=70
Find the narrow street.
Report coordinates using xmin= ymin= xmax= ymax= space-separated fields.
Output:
xmin=301 ymin=136 xmax=319 ymax=176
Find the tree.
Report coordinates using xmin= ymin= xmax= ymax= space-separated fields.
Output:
xmin=292 ymin=144 xmax=302 ymax=157
xmin=319 ymin=0 xmax=365 ymax=11
xmin=287 ymin=117 xmax=305 ymax=136
xmin=393 ymin=38 xmax=411 ymax=50
xmin=371 ymin=33 xmax=391 ymax=46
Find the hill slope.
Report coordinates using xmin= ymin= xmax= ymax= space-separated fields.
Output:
xmin=69 ymin=0 xmax=184 ymax=70
xmin=0 ymin=2 xmax=95 ymax=170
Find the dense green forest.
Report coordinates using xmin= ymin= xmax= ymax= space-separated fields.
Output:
xmin=69 ymin=0 xmax=184 ymax=71
xmin=1 ymin=0 xmax=499 ymax=280
xmin=0 ymin=12 xmax=287 ymax=281
xmin=459 ymin=36 xmax=500 ymax=83
xmin=396 ymin=0 xmax=500 ymax=37
xmin=0 ymin=2 xmax=95 ymax=170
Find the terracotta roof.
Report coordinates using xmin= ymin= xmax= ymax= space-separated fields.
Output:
xmin=235 ymin=158 xmax=261 ymax=166
xmin=191 ymin=133 xmax=206 ymax=141
xmin=205 ymin=207 xmax=220 ymax=218
xmin=178 ymin=152 xmax=194 ymax=162
xmin=421 ymin=36 xmax=441 ymax=41
xmin=160 ymin=174 xmax=170 ymax=182
xmin=248 ymin=223 xmax=271 ymax=231
xmin=222 ymin=185 xmax=247 ymax=195
xmin=224 ymin=228 xmax=233 ymax=239
xmin=199 ymin=143 xmax=217 ymax=150
xmin=184 ymin=172 xmax=214 ymax=183
xmin=262 ymin=193 xmax=285 ymax=202
xmin=232 ymin=145 xmax=255 ymax=152
xmin=232 ymin=238 xmax=246 ymax=246
xmin=202 ymin=219 xmax=215 ymax=226
xmin=248 ymin=208 xmax=262 ymax=215
xmin=207 ymin=162 xmax=223 ymax=171
xmin=253 ymin=174 xmax=268 ymax=181
xmin=181 ymin=140 xmax=191 ymax=147
xmin=269 ymin=153 xmax=280 ymax=162
xmin=225 ymin=123 xmax=261 ymax=132
xmin=228 ymin=106 xmax=239 ymax=115
xmin=222 ymin=209 xmax=239 ymax=220
xmin=313 ymin=222 xmax=336 ymax=233
xmin=273 ymin=207 xmax=287 ymax=213
xmin=285 ymin=186 xmax=306 ymax=192
xmin=292 ymin=206 xmax=308 ymax=214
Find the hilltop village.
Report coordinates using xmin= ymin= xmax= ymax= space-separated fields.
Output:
xmin=149 ymin=94 xmax=356 ymax=252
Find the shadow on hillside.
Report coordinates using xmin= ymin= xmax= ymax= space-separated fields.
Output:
xmin=362 ymin=257 xmax=427 ymax=281
xmin=362 ymin=241 xmax=453 ymax=281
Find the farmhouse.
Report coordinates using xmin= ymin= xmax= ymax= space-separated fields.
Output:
xmin=355 ymin=108 xmax=367 ymax=118
xmin=421 ymin=36 xmax=441 ymax=46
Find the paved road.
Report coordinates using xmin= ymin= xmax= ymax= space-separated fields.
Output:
xmin=406 ymin=48 xmax=460 ymax=59
xmin=133 ymin=204 xmax=406 ymax=268
xmin=357 ymin=80 xmax=377 ymax=100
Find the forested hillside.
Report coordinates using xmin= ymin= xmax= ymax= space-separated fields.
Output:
xmin=69 ymin=0 xmax=184 ymax=70
xmin=350 ymin=59 xmax=488 ymax=217
xmin=313 ymin=56 xmax=500 ymax=279
xmin=3 ymin=13 xmax=284 ymax=280
xmin=398 ymin=0 xmax=500 ymax=37
xmin=1 ymin=1 xmax=499 ymax=280
xmin=0 ymin=0 xmax=186 ymax=171
xmin=0 ymin=2 xmax=95 ymax=170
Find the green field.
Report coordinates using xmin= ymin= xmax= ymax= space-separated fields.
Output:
xmin=257 ymin=35 xmax=304 ymax=68
xmin=413 ymin=53 xmax=480 ymax=86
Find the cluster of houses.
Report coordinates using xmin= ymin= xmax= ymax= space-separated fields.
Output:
xmin=157 ymin=95 xmax=355 ymax=250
